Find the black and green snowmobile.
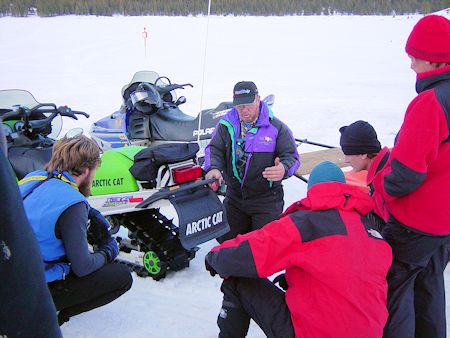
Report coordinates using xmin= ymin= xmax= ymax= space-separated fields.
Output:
xmin=0 ymin=89 xmax=229 ymax=280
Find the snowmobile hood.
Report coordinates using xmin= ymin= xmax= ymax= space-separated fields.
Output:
xmin=283 ymin=182 xmax=374 ymax=217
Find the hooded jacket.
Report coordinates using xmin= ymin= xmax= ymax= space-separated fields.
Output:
xmin=206 ymin=182 xmax=392 ymax=338
xmin=373 ymin=66 xmax=450 ymax=235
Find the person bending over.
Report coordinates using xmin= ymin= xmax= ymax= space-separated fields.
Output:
xmin=206 ymin=161 xmax=392 ymax=338
xmin=19 ymin=135 xmax=132 ymax=326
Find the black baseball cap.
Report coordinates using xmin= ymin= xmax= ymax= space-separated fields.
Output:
xmin=233 ymin=81 xmax=258 ymax=106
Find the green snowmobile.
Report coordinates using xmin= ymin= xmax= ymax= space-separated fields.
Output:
xmin=0 ymin=89 xmax=229 ymax=280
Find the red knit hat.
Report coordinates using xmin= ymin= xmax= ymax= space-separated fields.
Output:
xmin=405 ymin=15 xmax=450 ymax=63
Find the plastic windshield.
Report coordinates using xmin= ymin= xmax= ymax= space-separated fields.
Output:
xmin=121 ymin=71 xmax=176 ymax=102
xmin=0 ymin=89 xmax=62 ymax=139
xmin=0 ymin=89 xmax=39 ymax=111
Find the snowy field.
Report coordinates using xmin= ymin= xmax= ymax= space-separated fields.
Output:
xmin=1 ymin=13 xmax=449 ymax=337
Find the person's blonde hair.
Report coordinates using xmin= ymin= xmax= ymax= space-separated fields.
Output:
xmin=45 ymin=134 xmax=101 ymax=176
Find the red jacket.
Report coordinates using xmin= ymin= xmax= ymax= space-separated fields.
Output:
xmin=373 ymin=66 xmax=450 ymax=235
xmin=206 ymin=182 xmax=392 ymax=338
xmin=367 ymin=147 xmax=391 ymax=222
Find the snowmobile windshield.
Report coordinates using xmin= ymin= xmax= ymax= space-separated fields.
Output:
xmin=0 ymin=89 xmax=62 ymax=139
xmin=121 ymin=71 xmax=177 ymax=103
xmin=0 ymin=89 xmax=39 ymax=111
xmin=121 ymin=71 xmax=161 ymax=99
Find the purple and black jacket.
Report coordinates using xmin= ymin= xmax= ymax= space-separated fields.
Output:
xmin=204 ymin=102 xmax=299 ymax=200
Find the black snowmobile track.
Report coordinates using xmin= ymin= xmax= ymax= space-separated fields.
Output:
xmin=111 ymin=208 xmax=197 ymax=280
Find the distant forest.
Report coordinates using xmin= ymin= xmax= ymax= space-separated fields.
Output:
xmin=1 ymin=0 xmax=448 ymax=17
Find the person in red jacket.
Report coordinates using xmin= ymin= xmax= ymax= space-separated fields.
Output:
xmin=205 ymin=161 xmax=392 ymax=338
xmin=339 ymin=120 xmax=390 ymax=224
xmin=372 ymin=15 xmax=450 ymax=338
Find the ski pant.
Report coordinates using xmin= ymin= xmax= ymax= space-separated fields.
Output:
xmin=217 ymin=188 xmax=284 ymax=243
xmin=382 ymin=218 xmax=450 ymax=338
xmin=48 ymin=262 xmax=132 ymax=325
xmin=217 ymin=277 xmax=295 ymax=338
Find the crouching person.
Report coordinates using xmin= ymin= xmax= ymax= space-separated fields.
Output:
xmin=19 ymin=135 xmax=132 ymax=326
xmin=205 ymin=161 xmax=392 ymax=338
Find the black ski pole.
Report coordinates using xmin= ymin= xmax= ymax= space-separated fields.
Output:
xmin=295 ymin=138 xmax=335 ymax=149
xmin=294 ymin=173 xmax=308 ymax=183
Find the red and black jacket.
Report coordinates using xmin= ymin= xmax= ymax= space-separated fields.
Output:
xmin=206 ymin=182 xmax=392 ymax=338
xmin=373 ymin=66 xmax=450 ymax=235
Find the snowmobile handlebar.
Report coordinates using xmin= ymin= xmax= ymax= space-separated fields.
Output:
xmin=28 ymin=107 xmax=88 ymax=132
xmin=2 ymin=103 xmax=89 ymax=136
xmin=157 ymin=83 xmax=193 ymax=95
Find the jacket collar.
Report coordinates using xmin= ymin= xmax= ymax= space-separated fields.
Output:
xmin=416 ymin=65 xmax=450 ymax=93
xmin=366 ymin=147 xmax=390 ymax=185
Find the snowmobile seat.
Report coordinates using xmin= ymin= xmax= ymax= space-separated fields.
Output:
xmin=8 ymin=145 xmax=53 ymax=179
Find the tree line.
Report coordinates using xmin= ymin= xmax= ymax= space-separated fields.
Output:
xmin=0 ymin=0 xmax=448 ymax=17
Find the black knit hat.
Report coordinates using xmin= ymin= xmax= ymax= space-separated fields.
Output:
xmin=339 ymin=120 xmax=381 ymax=155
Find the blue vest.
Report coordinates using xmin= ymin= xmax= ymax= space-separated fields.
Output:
xmin=19 ymin=170 xmax=88 ymax=267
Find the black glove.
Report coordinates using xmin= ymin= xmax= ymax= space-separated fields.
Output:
xmin=273 ymin=273 xmax=288 ymax=291
xmin=99 ymin=237 xmax=119 ymax=263
xmin=88 ymin=207 xmax=112 ymax=246
xmin=205 ymin=258 xmax=217 ymax=277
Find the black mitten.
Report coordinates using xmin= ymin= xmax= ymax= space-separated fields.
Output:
xmin=87 ymin=207 xmax=112 ymax=246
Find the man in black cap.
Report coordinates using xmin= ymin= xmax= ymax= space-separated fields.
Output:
xmin=339 ymin=120 xmax=390 ymax=223
xmin=204 ymin=81 xmax=299 ymax=242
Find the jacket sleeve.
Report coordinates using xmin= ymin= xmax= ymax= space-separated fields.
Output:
xmin=58 ymin=202 xmax=106 ymax=277
xmin=275 ymin=119 xmax=300 ymax=178
xmin=205 ymin=216 xmax=302 ymax=278
xmin=203 ymin=123 xmax=228 ymax=173
xmin=374 ymin=92 xmax=445 ymax=200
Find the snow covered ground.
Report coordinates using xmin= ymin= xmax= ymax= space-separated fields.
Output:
xmin=0 ymin=13 xmax=449 ymax=337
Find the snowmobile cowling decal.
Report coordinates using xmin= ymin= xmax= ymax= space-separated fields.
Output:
xmin=193 ymin=127 xmax=215 ymax=137
xmin=185 ymin=211 xmax=224 ymax=235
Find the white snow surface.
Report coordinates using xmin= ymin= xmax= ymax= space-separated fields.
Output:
xmin=0 ymin=14 xmax=449 ymax=338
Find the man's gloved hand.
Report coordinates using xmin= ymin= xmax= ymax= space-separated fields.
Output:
xmin=205 ymin=258 xmax=218 ymax=277
xmin=45 ymin=262 xmax=71 ymax=283
xmin=205 ymin=169 xmax=223 ymax=191
xmin=88 ymin=207 xmax=112 ymax=246
xmin=273 ymin=273 xmax=288 ymax=291
xmin=99 ymin=237 xmax=119 ymax=263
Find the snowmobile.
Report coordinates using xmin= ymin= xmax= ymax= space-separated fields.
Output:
xmin=89 ymin=71 xmax=232 ymax=158
xmin=0 ymin=89 xmax=229 ymax=280
xmin=89 ymin=70 xmax=274 ymax=162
